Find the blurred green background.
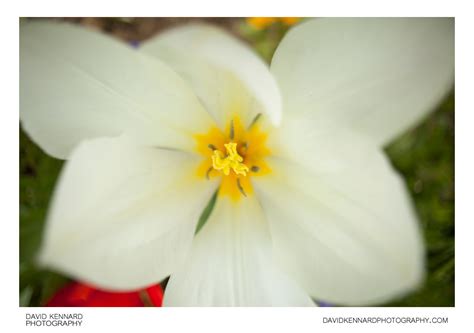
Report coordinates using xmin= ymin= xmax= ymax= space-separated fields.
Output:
xmin=19 ymin=18 xmax=454 ymax=307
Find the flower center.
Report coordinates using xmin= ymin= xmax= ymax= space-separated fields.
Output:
xmin=211 ymin=143 xmax=249 ymax=176
xmin=194 ymin=114 xmax=272 ymax=201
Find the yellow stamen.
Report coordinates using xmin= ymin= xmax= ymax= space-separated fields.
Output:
xmin=211 ymin=142 xmax=249 ymax=176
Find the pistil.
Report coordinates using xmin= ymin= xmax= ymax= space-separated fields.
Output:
xmin=211 ymin=142 xmax=249 ymax=176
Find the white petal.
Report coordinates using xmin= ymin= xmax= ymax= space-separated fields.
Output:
xmin=20 ymin=21 xmax=214 ymax=159
xmin=271 ymin=18 xmax=454 ymax=146
xmin=141 ymin=24 xmax=282 ymax=126
xmin=267 ymin=114 xmax=378 ymax=176
xmin=253 ymin=136 xmax=425 ymax=305
xmin=39 ymin=135 xmax=217 ymax=290
xmin=164 ymin=197 xmax=314 ymax=306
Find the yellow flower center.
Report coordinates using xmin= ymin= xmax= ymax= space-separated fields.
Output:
xmin=194 ymin=114 xmax=271 ymax=201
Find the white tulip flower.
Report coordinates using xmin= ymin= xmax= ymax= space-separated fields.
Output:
xmin=20 ymin=18 xmax=454 ymax=306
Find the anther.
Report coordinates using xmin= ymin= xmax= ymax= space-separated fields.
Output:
xmin=229 ymin=119 xmax=235 ymax=140
xmin=251 ymin=166 xmax=260 ymax=173
xmin=236 ymin=178 xmax=247 ymax=197
xmin=206 ymin=166 xmax=213 ymax=180
xmin=248 ymin=113 xmax=262 ymax=129
xmin=208 ymin=144 xmax=217 ymax=151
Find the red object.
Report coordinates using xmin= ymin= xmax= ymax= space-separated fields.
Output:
xmin=46 ymin=282 xmax=163 ymax=307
